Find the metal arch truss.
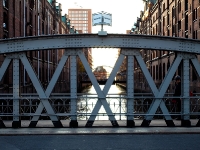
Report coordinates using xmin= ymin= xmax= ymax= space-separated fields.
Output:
xmin=1 ymin=34 xmax=200 ymax=54
xmin=0 ymin=49 xmax=200 ymax=127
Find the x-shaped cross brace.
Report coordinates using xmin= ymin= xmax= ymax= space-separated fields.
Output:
xmin=135 ymin=52 xmax=183 ymax=127
xmin=19 ymin=52 xmax=69 ymax=127
xmin=77 ymin=50 xmax=125 ymax=127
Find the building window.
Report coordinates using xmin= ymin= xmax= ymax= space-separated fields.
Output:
xmin=185 ymin=0 xmax=188 ymax=11
xmin=156 ymin=65 xmax=158 ymax=80
xmin=172 ymin=6 xmax=175 ymax=18
xmin=193 ymin=9 xmax=195 ymax=21
xmin=159 ymin=63 xmax=162 ymax=80
xmin=3 ymin=0 xmax=8 ymax=8
xmin=193 ymin=30 xmax=198 ymax=39
xmin=153 ymin=66 xmax=155 ymax=80
xmin=196 ymin=30 xmax=198 ymax=39
xmin=172 ymin=24 xmax=176 ymax=36
xmin=163 ymin=63 xmax=165 ymax=79
xmin=163 ymin=3 xmax=165 ymax=12
xmin=178 ymin=20 xmax=181 ymax=30
xmin=156 ymin=24 xmax=158 ymax=35
xmin=163 ymin=17 xmax=165 ymax=26
xmin=185 ymin=15 xmax=188 ymax=31
xmin=3 ymin=12 xmax=8 ymax=31
xmin=178 ymin=1 xmax=181 ymax=13
xmin=167 ymin=13 xmax=169 ymax=26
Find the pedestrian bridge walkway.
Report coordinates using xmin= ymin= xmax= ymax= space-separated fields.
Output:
xmin=1 ymin=120 xmax=200 ymax=136
xmin=2 ymin=120 xmax=199 ymax=128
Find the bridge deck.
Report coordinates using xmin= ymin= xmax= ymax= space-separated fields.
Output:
xmin=2 ymin=120 xmax=199 ymax=128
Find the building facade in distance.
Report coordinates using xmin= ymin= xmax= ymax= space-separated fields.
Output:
xmin=0 ymin=0 xmax=76 ymax=93
xmin=68 ymin=9 xmax=93 ymax=70
xmin=129 ymin=0 xmax=200 ymax=92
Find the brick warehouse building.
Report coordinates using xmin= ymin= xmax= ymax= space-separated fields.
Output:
xmin=0 ymin=0 xmax=88 ymax=93
xmin=129 ymin=0 xmax=200 ymax=93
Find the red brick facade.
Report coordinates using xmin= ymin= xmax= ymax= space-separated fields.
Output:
xmin=0 ymin=0 xmax=73 ymax=93
xmin=129 ymin=0 xmax=200 ymax=92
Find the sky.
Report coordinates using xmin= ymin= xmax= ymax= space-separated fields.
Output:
xmin=56 ymin=0 xmax=144 ymax=72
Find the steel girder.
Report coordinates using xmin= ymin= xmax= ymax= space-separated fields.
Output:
xmin=12 ymin=58 xmax=21 ymax=128
xmin=69 ymin=54 xmax=78 ymax=127
xmin=126 ymin=55 xmax=134 ymax=127
xmin=0 ymin=43 xmax=199 ymax=127
xmin=0 ymin=34 xmax=200 ymax=54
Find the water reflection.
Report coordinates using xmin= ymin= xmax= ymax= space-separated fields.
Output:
xmin=77 ymin=85 xmax=127 ymax=120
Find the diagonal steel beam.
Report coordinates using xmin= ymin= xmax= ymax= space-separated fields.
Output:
xmin=136 ymin=53 xmax=182 ymax=126
xmin=135 ymin=54 xmax=158 ymax=96
xmin=28 ymin=50 xmax=69 ymax=127
xmin=78 ymin=50 xmax=124 ymax=127
xmin=0 ymin=56 xmax=11 ymax=81
xmin=191 ymin=57 xmax=200 ymax=78
xmin=19 ymin=53 xmax=66 ymax=127
xmin=45 ymin=51 xmax=69 ymax=96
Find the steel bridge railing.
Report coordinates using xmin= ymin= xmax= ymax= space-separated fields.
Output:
xmin=0 ymin=93 xmax=200 ymax=121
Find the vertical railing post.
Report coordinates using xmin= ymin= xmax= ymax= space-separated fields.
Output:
xmin=86 ymin=94 xmax=88 ymax=120
xmin=69 ymin=55 xmax=78 ymax=127
xmin=12 ymin=58 xmax=21 ymax=128
xmin=120 ymin=95 xmax=121 ymax=120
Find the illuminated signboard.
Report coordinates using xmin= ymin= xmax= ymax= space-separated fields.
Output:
xmin=92 ymin=12 xmax=112 ymax=26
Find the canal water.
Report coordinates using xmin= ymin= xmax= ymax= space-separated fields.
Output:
xmin=78 ymin=85 xmax=127 ymax=120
